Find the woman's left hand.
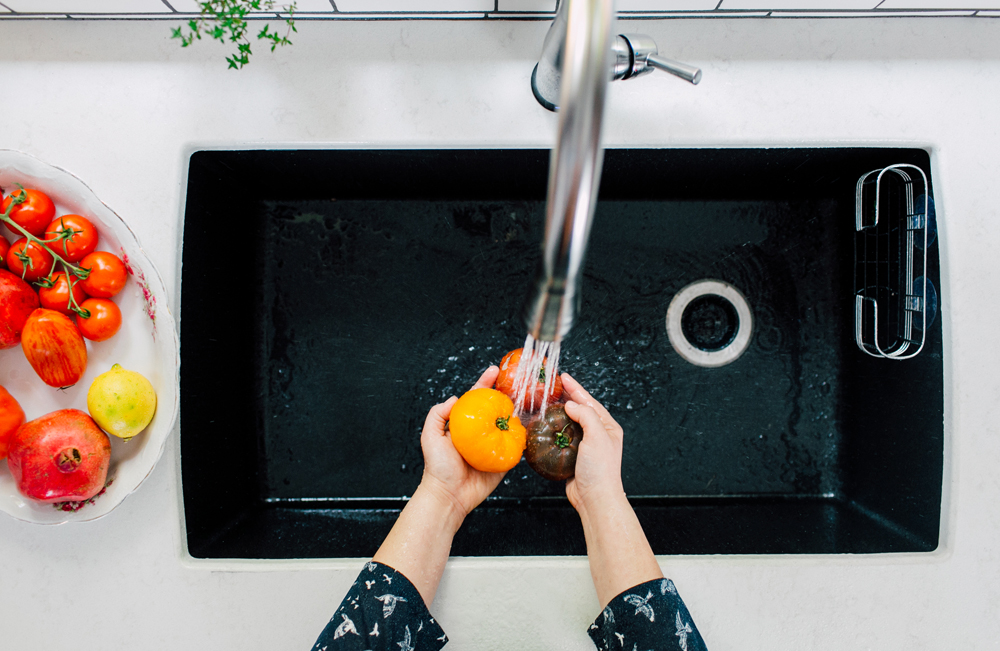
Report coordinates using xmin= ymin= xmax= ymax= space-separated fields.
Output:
xmin=418 ymin=365 xmax=506 ymax=520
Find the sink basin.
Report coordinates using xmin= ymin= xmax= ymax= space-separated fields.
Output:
xmin=180 ymin=148 xmax=942 ymax=559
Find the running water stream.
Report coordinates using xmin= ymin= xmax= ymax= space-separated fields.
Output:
xmin=510 ymin=333 xmax=561 ymax=418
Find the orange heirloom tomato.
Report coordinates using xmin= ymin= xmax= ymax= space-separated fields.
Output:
xmin=20 ymin=308 xmax=88 ymax=388
xmin=449 ymin=388 xmax=526 ymax=473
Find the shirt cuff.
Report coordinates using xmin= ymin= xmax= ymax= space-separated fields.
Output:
xmin=314 ymin=561 xmax=448 ymax=651
xmin=587 ymin=578 xmax=707 ymax=651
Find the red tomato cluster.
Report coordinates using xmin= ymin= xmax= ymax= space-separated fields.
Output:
xmin=1 ymin=187 xmax=128 ymax=387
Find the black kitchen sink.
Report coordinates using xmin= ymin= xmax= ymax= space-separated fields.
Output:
xmin=180 ymin=148 xmax=943 ymax=559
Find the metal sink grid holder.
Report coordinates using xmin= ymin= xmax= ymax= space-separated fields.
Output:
xmin=854 ymin=164 xmax=931 ymax=360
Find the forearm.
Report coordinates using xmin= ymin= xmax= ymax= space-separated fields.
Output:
xmin=372 ymin=481 xmax=465 ymax=607
xmin=577 ymin=489 xmax=663 ymax=610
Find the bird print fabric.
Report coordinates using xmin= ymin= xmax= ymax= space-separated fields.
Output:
xmin=313 ymin=562 xmax=447 ymax=651
xmin=315 ymin=565 xmax=705 ymax=650
xmin=587 ymin=578 xmax=707 ymax=651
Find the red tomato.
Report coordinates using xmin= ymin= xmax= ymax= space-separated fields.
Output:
xmin=1 ymin=189 xmax=56 ymax=237
xmin=0 ymin=235 xmax=8 ymax=270
xmin=495 ymin=348 xmax=563 ymax=413
xmin=20 ymin=308 xmax=88 ymax=388
xmin=44 ymin=214 xmax=98 ymax=263
xmin=78 ymin=251 xmax=127 ymax=298
xmin=6 ymin=237 xmax=54 ymax=282
xmin=38 ymin=272 xmax=88 ymax=317
xmin=6 ymin=409 xmax=110 ymax=503
xmin=76 ymin=298 xmax=121 ymax=342
xmin=0 ymin=268 xmax=41 ymax=349
xmin=0 ymin=385 xmax=25 ymax=461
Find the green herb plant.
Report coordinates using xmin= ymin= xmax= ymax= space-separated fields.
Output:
xmin=172 ymin=0 xmax=298 ymax=70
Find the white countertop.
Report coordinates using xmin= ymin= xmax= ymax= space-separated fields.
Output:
xmin=1 ymin=15 xmax=998 ymax=650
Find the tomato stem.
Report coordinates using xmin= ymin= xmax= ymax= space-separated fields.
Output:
xmin=555 ymin=423 xmax=573 ymax=449
xmin=2 ymin=190 xmax=92 ymax=304
xmin=496 ymin=415 xmax=511 ymax=431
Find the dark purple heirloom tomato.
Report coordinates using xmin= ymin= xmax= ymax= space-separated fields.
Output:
xmin=525 ymin=403 xmax=583 ymax=481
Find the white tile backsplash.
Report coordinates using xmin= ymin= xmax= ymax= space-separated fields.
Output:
xmin=0 ymin=0 xmax=994 ymax=16
xmin=169 ymin=0 xmax=332 ymax=11
xmin=721 ymin=0 xmax=877 ymax=8
xmin=619 ymin=0 xmax=719 ymax=8
xmin=879 ymin=0 xmax=1000 ymax=7
xmin=498 ymin=0 xmax=557 ymax=11
xmin=334 ymin=0 xmax=493 ymax=10
xmin=3 ymin=0 xmax=169 ymax=12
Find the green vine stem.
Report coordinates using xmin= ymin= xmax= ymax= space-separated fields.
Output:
xmin=1 ymin=189 xmax=92 ymax=318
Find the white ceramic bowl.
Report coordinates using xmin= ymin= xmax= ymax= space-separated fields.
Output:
xmin=0 ymin=149 xmax=179 ymax=524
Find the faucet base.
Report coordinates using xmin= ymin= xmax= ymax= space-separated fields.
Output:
xmin=530 ymin=64 xmax=558 ymax=112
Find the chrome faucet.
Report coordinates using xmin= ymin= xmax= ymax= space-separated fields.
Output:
xmin=524 ymin=0 xmax=702 ymax=343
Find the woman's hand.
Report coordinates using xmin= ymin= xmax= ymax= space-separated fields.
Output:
xmin=418 ymin=365 xmax=507 ymax=521
xmin=561 ymin=373 xmax=627 ymax=518
xmin=561 ymin=372 xmax=664 ymax=608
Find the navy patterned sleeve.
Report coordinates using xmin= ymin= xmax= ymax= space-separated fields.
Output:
xmin=588 ymin=578 xmax=707 ymax=651
xmin=313 ymin=561 xmax=448 ymax=651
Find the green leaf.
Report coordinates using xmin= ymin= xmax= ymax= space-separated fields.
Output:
xmin=174 ymin=0 xmax=297 ymax=69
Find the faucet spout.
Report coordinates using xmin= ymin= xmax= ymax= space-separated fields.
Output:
xmin=524 ymin=0 xmax=616 ymax=343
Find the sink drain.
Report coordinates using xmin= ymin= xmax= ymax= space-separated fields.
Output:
xmin=667 ymin=280 xmax=752 ymax=368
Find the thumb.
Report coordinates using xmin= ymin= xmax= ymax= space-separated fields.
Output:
xmin=564 ymin=400 xmax=607 ymax=441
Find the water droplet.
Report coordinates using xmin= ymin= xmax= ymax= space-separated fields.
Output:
xmin=503 ymin=478 xmax=510 ymax=485
xmin=401 ymin=464 xmax=406 ymax=470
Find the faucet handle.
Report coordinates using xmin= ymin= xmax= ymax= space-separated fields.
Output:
xmin=615 ymin=34 xmax=702 ymax=85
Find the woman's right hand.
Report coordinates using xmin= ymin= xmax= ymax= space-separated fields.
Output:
xmin=561 ymin=373 xmax=627 ymax=518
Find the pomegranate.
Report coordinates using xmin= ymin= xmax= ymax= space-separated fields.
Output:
xmin=6 ymin=409 xmax=111 ymax=503
xmin=20 ymin=308 xmax=88 ymax=387
xmin=0 ymin=385 xmax=25 ymax=460
xmin=0 ymin=268 xmax=40 ymax=349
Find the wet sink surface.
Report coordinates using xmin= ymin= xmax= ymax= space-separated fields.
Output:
xmin=181 ymin=149 xmax=942 ymax=558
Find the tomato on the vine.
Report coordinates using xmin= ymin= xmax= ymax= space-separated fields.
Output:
xmin=6 ymin=237 xmax=54 ymax=282
xmin=0 ymin=235 xmax=8 ymax=270
xmin=2 ymin=189 xmax=56 ymax=237
xmin=44 ymin=214 xmax=98 ymax=263
xmin=75 ymin=298 xmax=121 ymax=342
xmin=38 ymin=272 xmax=88 ymax=317
xmin=495 ymin=348 xmax=564 ymax=413
xmin=78 ymin=251 xmax=127 ymax=298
